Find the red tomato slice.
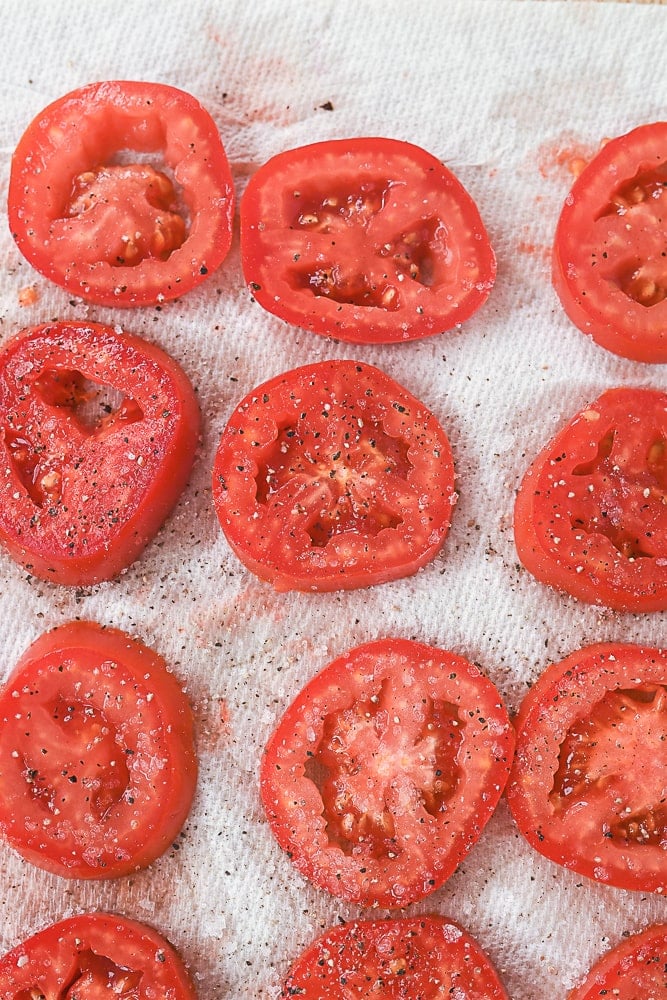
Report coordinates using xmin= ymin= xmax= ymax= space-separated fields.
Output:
xmin=0 ymin=321 xmax=200 ymax=585
xmin=212 ymin=360 xmax=456 ymax=592
xmin=568 ymin=923 xmax=667 ymax=999
xmin=507 ymin=643 xmax=667 ymax=894
xmin=281 ymin=916 xmax=509 ymax=998
xmin=0 ymin=912 xmax=195 ymax=997
xmin=240 ymin=137 xmax=495 ymax=343
xmin=0 ymin=621 xmax=196 ymax=878
xmin=260 ymin=638 xmax=514 ymax=908
xmin=8 ymin=80 xmax=234 ymax=307
xmin=552 ymin=122 xmax=667 ymax=363
xmin=514 ymin=387 xmax=667 ymax=612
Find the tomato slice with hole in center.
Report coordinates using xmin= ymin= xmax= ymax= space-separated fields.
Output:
xmin=514 ymin=386 xmax=667 ymax=612
xmin=552 ymin=122 xmax=667 ymax=363
xmin=0 ymin=912 xmax=195 ymax=998
xmin=0 ymin=620 xmax=196 ymax=879
xmin=260 ymin=638 xmax=514 ymax=908
xmin=241 ymin=137 xmax=495 ymax=343
xmin=212 ymin=360 xmax=456 ymax=592
xmin=280 ymin=916 xmax=509 ymax=998
xmin=0 ymin=321 xmax=200 ymax=585
xmin=507 ymin=643 xmax=667 ymax=893
xmin=568 ymin=923 xmax=667 ymax=999
xmin=8 ymin=80 xmax=234 ymax=307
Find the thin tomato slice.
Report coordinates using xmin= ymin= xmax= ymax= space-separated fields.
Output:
xmin=0 ymin=621 xmax=197 ymax=878
xmin=241 ymin=137 xmax=495 ymax=343
xmin=0 ymin=913 xmax=195 ymax=998
xmin=514 ymin=386 xmax=667 ymax=612
xmin=260 ymin=638 xmax=514 ymax=908
xmin=281 ymin=917 xmax=509 ymax=998
xmin=553 ymin=122 xmax=667 ymax=362
xmin=568 ymin=924 xmax=667 ymax=999
xmin=212 ymin=360 xmax=456 ymax=592
xmin=0 ymin=321 xmax=200 ymax=585
xmin=8 ymin=80 xmax=234 ymax=307
xmin=507 ymin=643 xmax=667 ymax=894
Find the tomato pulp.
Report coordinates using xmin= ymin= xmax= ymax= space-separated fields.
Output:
xmin=0 ymin=321 xmax=200 ymax=585
xmin=0 ymin=621 xmax=197 ymax=878
xmin=8 ymin=80 xmax=234 ymax=306
xmin=241 ymin=137 xmax=495 ymax=343
xmin=568 ymin=923 xmax=667 ymax=999
xmin=261 ymin=638 xmax=514 ymax=908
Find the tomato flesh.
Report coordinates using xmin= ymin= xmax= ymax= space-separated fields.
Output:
xmin=241 ymin=138 xmax=495 ymax=343
xmin=0 ymin=621 xmax=197 ymax=878
xmin=281 ymin=917 xmax=509 ymax=998
xmin=514 ymin=387 xmax=667 ymax=612
xmin=507 ymin=643 xmax=667 ymax=893
xmin=260 ymin=638 xmax=514 ymax=907
xmin=568 ymin=924 xmax=667 ymax=999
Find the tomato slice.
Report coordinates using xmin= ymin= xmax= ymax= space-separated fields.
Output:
xmin=260 ymin=638 xmax=514 ymax=908
xmin=8 ymin=80 xmax=234 ymax=307
xmin=568 ymin=923 xmax=667 ymax=999
xmin=0 ymin=621 xmax=196 ymax=878
xmin=212 ymin=360 xmax=456 ymax=592
xmin=514 ymin=386 xmax=667 ymax=612
xmin=552 ymin=122 xmax=667 ymax=362
xmin=507 ymin=643 xmax=667 ymax=894
xmin=0 ymin=321 xmax=200 ymax=585
xmin=0 ymin=912 xmax=195 ymax=997
xmin=240 ymin=138 xmax=495 ymax=343
xmin=280 ymin=916 xmax=509 ymax=998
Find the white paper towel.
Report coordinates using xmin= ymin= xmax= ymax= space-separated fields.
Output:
xmin=0 ymin=0 xmax=666 ymax=996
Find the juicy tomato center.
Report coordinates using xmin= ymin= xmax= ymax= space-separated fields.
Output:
xmin=304 ymin=679 xmax=463 ymax=858
xmin=551 ymin=685 xmax=667 ymax=845
xmin=19 ymin=948 xmax=143 ymax=999
xmin=255 ymin=414 xmax=413 ymax=547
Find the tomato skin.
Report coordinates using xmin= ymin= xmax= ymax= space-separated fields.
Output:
xmin=0 ymin=912 xmax=196 ymax=997
xmin=507 ymin=643 xmax=667 ymax=894
xmin=0 ymin=321 xmax=200 ymax=585
xmin=568 ymin=924 xmax=667 ymax=999
xmin=8 ymin=80 xmax=234 ymax=307
xmin=514 ymin=387 xmax=667 ymax=612
xmin=0 ymin=620 xmax=197 ymax=879
xmin=212 ymin=360 xmax=456 ymax=592
xmin=241 ymin=137 xmax=495 ymax=344
xmin=281 ymin=916 xmax=509 ymax=999
xmin=552 ymin=123 xmax=667 ymax=363
xmin=260 ymin=638 xmax=514 ymax=908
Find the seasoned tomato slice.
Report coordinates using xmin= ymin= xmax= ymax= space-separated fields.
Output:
xmin=8 ymin=80 xmax=234 ymax=307
xmin=241 ymin=138 xmax=495 ymax=343
xmin=507 ymin=643 xmax=667 ymax=893
xmin=0 ymin=321 xmax=200 ymax=585
xmin=568 ymin=924 xmax=667 ymax=999
xmin=260 ymin=638 xmax=514 ymax=908
xmin=553 ymin=122 xmax=667 ymax=362
xmin=281 ymin=916 xmax=509 ymax=998
xmin=0 ymin=621 xmax=197 ymax=878
xmin=212 ymin=360 xmax=456 ymax=592
xmin=514 ymin=387 xmax=667 ymax=612
xmin=0 ymin=912 xmax=195 ymax=998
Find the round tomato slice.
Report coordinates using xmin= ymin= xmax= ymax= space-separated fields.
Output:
xmin=8 ymin=80 xmax=234 ymax=307
xmin=0 ymin=912 xmax=195 ymax=997
xmin=507 ymin=643 xmax=667 ymax=894
xmin=240 ymin=137 xmax=495 ymax=343
xmin=0 ymin=621 xmax=196 ymax=878
xmin=568 ymin=924 xmax=667 ymax=999
xmin=281 ymin=916 xmax=509 ymax=998
xmin=260 ymin=638 xmax=514 ymax=908
xmin=0 ymin=321 xmax=200 ymax=585
xmin=212 ymin=360 xmax=456 ymax=592
xmin=514 ymin=387 xmax=667 ymax=612
xmin=553 ymin=122 xmax=667 ymax=363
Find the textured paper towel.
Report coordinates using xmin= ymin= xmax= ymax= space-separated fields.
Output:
xmin=0 ymin=0 xmax=666 ymax=996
